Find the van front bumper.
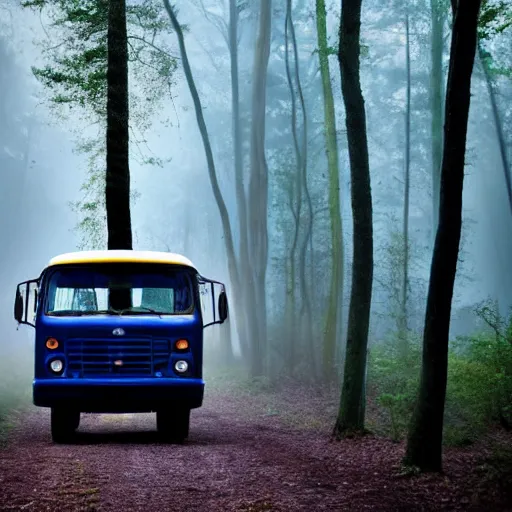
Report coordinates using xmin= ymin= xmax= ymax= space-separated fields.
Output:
xmin=33 ymin=377 xmax=205 ymax=412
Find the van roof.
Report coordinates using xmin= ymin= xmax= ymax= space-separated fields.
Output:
xmin=47 ymin=250 xmax=197 ymax=270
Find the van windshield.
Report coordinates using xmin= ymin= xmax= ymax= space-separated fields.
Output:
xmin=45 ymin=264 xmax=194 ymax=316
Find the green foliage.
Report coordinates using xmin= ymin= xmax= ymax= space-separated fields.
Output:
xmin=23 ymin=0 xmax=177 ymax=248
xmin=479 ymin=0 xmax=512 ymax=41
xmin=368 ymin=335 xmax=422 ymax=440
xmin=369 ymin=300 xmax=512 ymax=445
xmin=24 ymin=0 xmax=176 ymax=117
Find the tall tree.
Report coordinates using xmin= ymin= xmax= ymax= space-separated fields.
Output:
xmin=163 ymin=1 xmax=239 ymax=364
xmin=404 ymin=0 xmax=482 ymax=472
xmin=22 ymin=0 xmax=177 ymax=249
xmin=284 ymin=0 xmax=314 ymax=378
xmin=106 ymin=0 xmax=132 ymax=250
xmin=430 ymin=0 xmax=446 ymax=240
xmin=178 ymin=0 xmax=253 ymax=363
xmin=399 ymin=4 xmax=411 ymax=353
xmin=479 ymin=45 xmax=512 ymax=216
xmin=247 ymin=0 xmax=272 ymax=376
xmin=316 ymin=0 xmax=345 ymax=382
xmin=334 ymin=0 xmax=374 ymax=436
xmin=284 ymin=1 xmax=303 ymax=375
xmin=229 ymin=0 xmax=252 ymax=362
xmin=477 ymin=0 xmax=512 ymax=215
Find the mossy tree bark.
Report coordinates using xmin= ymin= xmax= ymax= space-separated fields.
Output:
xmin=316 ymin=0 xmax=344 ymax=383
xmin=404 ymin=0 xmax=482 ymax=473
xmin=334 ymin=0 xmax=373 ymax=436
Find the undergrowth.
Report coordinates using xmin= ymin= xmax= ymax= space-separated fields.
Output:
xmin=368 ymin=300 xmax=512 ymax=446
xmin=195 ymin=300 xmax=512 ymax=447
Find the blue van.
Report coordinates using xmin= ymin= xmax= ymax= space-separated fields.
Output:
xmin=14 ymin=250 xmax=228 ymax=443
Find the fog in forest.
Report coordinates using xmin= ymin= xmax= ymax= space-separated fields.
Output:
xmin=0 ymin=0 xmax=511 ymax=447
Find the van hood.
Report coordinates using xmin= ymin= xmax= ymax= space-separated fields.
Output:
xmin=38 ymin=314 xmax=200 ymax=340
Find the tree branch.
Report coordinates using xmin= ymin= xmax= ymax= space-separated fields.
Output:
xmin=127 ymin=34 xmax=178 ymax=60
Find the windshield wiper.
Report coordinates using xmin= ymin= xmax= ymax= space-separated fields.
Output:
xmin=117 ymin=307 xmax=163 ymax=318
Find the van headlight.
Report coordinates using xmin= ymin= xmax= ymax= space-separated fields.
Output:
xmin=174 ymin=360 xmax=188 ymax=373
xmin=49 ymin=359 xmax=64 ymax=373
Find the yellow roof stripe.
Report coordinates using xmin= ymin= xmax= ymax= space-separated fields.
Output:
xmin=47 ymin=250 xmax=197 ymax=270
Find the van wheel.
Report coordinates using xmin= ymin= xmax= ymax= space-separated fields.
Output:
xmin=51 ymin=408 xmax=79 ymax=443
xmin=156 ymin=409 xmax=190 ymax=443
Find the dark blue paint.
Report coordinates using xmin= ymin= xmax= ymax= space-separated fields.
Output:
xmin=30 ymin=264 xmax=208 ymax=413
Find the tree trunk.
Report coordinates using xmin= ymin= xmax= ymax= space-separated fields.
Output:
xmin=106 ymin=0 xmax=132 ymax=251
xmin=229 ymin=0 xmax=252 ymax=363
xmin=334 ymin=0 xmax=373 ymax=436
xmin=287 ymin=0 xmax=315 ymax=380
xmin=163 ymin=0 xmax=242 ymax=360
xmin=404 ymin=0 xmax=481 ymax=473
xmin=478 ymin=43 xmax=512 ymax=216
xmin=316 ymin=0 xmax=344 ymax=383
xmin=430 ymin=0 xmax=445 ymax=242
xmin=399 ymin=7 xmax=411 ymax=354
xmin=248 ymin=0 xmax=272 ymax=377
xmin=284 ymin=15 xmax=301 ymax=377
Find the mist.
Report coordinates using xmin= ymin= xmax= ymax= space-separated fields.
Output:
xmin=0 ymin=0 xmax=511 ymax=507
xmin=0 ymin=0 xmax=510 ymax=381
xmin=0 ymin=0 xmax=510 ymax=482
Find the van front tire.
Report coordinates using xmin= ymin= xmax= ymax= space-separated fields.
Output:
xmin=156 ymin=408 xmax=190 ymax=443
xmin=51 ymin=408 xmax=80 ymax=443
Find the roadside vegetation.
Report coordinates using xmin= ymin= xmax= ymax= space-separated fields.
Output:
xmin=205 ymin=301 xmax=512 ymax=450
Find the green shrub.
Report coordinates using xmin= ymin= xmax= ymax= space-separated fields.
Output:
xmin=367 ymin=335 xmax=422 ymax=439
xmin=368 ymin=301 xmax=512 ymax=445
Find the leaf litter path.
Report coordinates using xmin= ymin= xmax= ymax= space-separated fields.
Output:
xmin=0 ymin=390 xmax=510 ymax=512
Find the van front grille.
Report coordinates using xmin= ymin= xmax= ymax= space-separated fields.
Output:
xmin=66 ymin=338 xmax=170 ymax=377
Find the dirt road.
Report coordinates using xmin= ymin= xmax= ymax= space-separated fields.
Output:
xmin=0 ymin=390 xmax=510 ymax=511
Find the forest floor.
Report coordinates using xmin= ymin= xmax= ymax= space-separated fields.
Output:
xmin=0 ymin=379 xmax=511 ymax=512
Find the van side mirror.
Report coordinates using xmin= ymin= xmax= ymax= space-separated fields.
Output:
xmin=14 ymin=279 xmax=39 ymax=327
xmin=218 ymin=291 xmax=228 ymax=323
xmin=14 ymin=288 xmax=24 ymax=323
xmin=198 ymin=275 xmax=228 ymax=329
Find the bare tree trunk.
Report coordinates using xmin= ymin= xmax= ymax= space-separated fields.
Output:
xmin=478 ymin=43 xmax=512 ymax=216
xmin=229 ymin=0 xmax=252 ymax=362
xmin=399 ymin=7 xmax=411 ymax=354
xmin=287 ymin=0 xmax=315 ymax=379
xmin=106 ymin=0 xmax=132 ymax=251
xmin=334 ymin=0 xmax=373 ymax=436
xmin=248 ymin=0 xmax=272 ymax=377
xmin=404 ymin=0 xmax=481 ymax=473
xmin=163 ymin=1 xmax=241 ymax=359
xmin=284 ymin=13 xmax=301 ymax=376
xmin=106 ymin=0 xmax=132 ymax=311
xmin=316 ymin=0 xmax=344 ymax=383
xmin=430 ymin=0 xmax=445 ymax=242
